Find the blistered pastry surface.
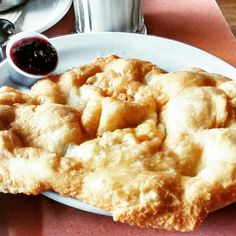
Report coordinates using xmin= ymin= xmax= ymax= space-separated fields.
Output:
xmin=1 ymin=55 xmax=236 ymax=231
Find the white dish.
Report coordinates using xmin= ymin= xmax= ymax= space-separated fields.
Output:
xmin=0 ymin=32 xmax=236 ymax=215
xmin=0 ymin=0 xmax=72 ymax=33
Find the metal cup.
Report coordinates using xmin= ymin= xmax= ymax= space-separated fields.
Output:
xmin=73 ymin=0 xmax=146 ymax=34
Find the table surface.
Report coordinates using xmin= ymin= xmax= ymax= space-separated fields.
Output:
xmin=217 ymin=0 xmax=236 ymax=37
xmin=1 ymin=1 xmax=236 ymax=236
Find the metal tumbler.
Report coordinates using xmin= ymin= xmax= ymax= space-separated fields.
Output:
xmin=73 ymin=0 xmax=146 ymax=33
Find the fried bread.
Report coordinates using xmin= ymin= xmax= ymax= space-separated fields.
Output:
xmin=0 ymin=55 xmax=236 ymax=231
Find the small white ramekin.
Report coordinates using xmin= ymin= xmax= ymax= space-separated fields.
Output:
xmin=6 ymin=31 xmax=58 ymax=87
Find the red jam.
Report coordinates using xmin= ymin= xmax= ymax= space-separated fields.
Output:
xmin=10 ymin=37 xmax=58 ymax=76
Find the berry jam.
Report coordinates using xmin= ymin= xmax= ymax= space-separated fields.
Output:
xmin=10 ymin=37 xmax=58 ymax=75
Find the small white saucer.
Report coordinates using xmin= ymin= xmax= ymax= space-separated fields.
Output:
xmin=0 ymin=0 xmax=72 ymax=33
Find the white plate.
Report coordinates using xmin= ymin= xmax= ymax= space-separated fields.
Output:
xmin=0 ymin=0 xmax=72 ymax=33
xmin=1 ymin=32 xmax=236 ymax=215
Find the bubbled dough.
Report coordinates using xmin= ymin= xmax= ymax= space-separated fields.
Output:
xmin=1 ymin=55 xmax=236 ymax=231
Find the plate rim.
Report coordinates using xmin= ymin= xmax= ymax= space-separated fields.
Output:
xmin=50 ymin=32 xmax=236 ymax=76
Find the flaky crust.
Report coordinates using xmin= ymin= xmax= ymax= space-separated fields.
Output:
xmin=1 ymin=55 xmax=236 ymax=231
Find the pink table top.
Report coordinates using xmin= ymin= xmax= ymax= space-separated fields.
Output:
xmin=1 ymin=1 xmax=236 ymax=235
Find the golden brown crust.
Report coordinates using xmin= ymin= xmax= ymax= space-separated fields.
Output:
xmin=0 ymin=55 xmax=236 ymax=231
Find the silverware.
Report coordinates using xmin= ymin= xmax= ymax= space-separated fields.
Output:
xmin=0 ymin=2 xmax=26 ymax=62
xmin=0 ymin=4 xmax=25 ymax=24
xmin=0 ymin=0 xmax=27 ymax=12
xmin=0 ymin=19 xmax=15 ymax=61
xmin=0 ymin=19 xmax=15 ymax=43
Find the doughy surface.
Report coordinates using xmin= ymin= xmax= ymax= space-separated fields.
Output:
xmin=1 ymin=55 xmax=236 ymax=231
